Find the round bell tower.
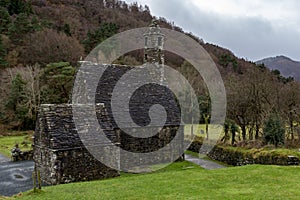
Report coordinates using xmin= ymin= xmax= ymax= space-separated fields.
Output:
xmin=144 ymin=20 xmax=165 ymax=83
xmin=143 ymin=19 xmax=165 ymax=65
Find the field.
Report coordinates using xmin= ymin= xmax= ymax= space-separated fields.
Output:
xmin=3 ymin=161 xmax=299 ymax=200
xmin=0 ymin=132 xmax=33 ymax=157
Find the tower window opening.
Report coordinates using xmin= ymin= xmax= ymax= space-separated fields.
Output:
xmin=158 ymin=37 xmax=162 ymax=46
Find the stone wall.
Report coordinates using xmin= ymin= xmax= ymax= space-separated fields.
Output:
xmin=119 ymin=126 xmax=184 ymax=169
xmin=11 ymin=150 xmax=33 ymax=162
xmin=34 ymin=104 xmax=120 ymax=185
xmin=207 ymin=146 xmax=300 ymax=166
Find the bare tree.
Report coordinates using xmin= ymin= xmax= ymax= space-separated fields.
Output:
xmin=279 ymin=81 xmax=300 ymax=141
xmin=21 ymin=29 xmax=84 ymax=65
xmin=226 ymin=74 xmax=251 ymax=141
xmin=0 ymin=65 xmax=41 ymax=129
xmin=20 ymin=64 xmax=41 ymax=120
xmin=247 ymin=68 xmax=276 ymax=140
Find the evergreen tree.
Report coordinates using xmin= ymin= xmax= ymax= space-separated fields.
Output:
xmin=0 ymin=36 xmax=8 ymax=68
xmin=263 ymin=113 xmax=285 ymax=147
xmin=0 ymin=6 xmax=11 ymax=34
xmin=83 ymin=23 xmax=118 ymax=53
xmin=6 ymin=73 xmax=26 ymax=112
xmin=41 ymin=62 xmax=76 ymax=104
xmin=2 ymin=66 xmax=41 ymax=130
xmin=63 ymin=23 xmax=72 ymax=37
xmin=0 ymin=0 xmax=10 ymax=8
xmin=30 ymin=15 xmax=43 ymax=32
xmin=8 ymin=0 xmax=32 ymax=15
xmin=8 ymin=12 xmax=31 ymax=43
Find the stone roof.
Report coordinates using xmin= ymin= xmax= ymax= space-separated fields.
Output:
xmin=77 ymin=63 xmax=181 ymax=128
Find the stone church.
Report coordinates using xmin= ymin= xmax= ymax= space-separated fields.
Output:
xmin=33 ymin=21 xmax=184 ymax=185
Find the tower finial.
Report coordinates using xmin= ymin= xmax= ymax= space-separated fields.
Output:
xmin=150 ymin=19 xmax=158 ymax=27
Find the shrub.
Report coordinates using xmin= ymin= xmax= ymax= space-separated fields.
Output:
xmin=263 ymin=113 xmax=285 ymax=147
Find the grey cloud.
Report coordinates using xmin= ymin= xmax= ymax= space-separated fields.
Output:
xmin=126 ymin=0 xmax=300 ymax=61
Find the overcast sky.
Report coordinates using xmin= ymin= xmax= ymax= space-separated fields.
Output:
xmin=126 ymin=0 xmax=300 ymax=61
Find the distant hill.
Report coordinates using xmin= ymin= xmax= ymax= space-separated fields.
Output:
xmin=256 ymin=56 xmax=300 ymax=81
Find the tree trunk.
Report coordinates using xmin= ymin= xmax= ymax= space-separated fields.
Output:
xmin=255 ymin=124 xmax=260 ymax=140
xmin=241 ymin=125 xmax=246 ymax=141
xmin=203 ymin=114 xmax=209 ymax=140
xmin=249 ymin=125 xmax=253 ymax=140
xmin=206 ymin=123 xmax=209 ymax=140
xmin=231 ymin=131 xmax=236 ymax=145
xmin=290 ymin=119 xmax=294 ymax=140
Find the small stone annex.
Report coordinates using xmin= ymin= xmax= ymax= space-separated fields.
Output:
xmin=33 ymin=103 xmax=119 ymax=185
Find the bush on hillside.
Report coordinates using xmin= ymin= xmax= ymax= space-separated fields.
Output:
xmin=263 ymin=113 xmax=285 ymax=147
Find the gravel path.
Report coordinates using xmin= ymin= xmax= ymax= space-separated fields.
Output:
xmin=0 ymin=153 xmax=35 ymax=197
xmin=185 ymin=154 xmax=227 ymax=170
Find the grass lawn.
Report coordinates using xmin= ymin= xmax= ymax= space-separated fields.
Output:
xmin=4 ymin=161 xmax=299 ymax=200
xmin=0 ymin=133 xmax=33 ymax=157
xmin=0 ymin=130 xmax=299 ymax=199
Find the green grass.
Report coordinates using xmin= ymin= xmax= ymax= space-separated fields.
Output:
xmin=0 ymin=130 xmax=299 ymax=199
xmin=185 ymin=150 xmax=201 ymax=158
xmin=0 ymin=134 xmax=33 ymax=157
xmin=5 ymin=162 xmax=300 ymax=200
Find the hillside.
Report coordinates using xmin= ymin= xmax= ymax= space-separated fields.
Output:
xmin=256 ymin=56 xmax=300 ymax=81
xmin=0 ymin=0 xmax=254 ymax=129
xmin=1 ymin=0 xmax=300 ymax=143
xmin=0 ymin=0 xmax=255 ymax=70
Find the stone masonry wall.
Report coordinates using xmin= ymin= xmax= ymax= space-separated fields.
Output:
xmin=208 ymin=145 xmax=300 ymax=166
xmin=94 ymin=64 xmax=183 ymax=169
xmin=34 ymin=104 xmax=120 ymax=185
xmin=119 ymin=126 xmax=184 ymax=169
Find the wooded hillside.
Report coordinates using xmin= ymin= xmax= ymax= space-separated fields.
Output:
xmin=0 ymin=0 xmax=299 ymax=147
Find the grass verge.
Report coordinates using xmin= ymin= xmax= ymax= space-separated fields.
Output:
xmin=0 ymin=133 xmax=33 ymax=157
xmin=6 ymin=161 xmax=300 ymax=200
